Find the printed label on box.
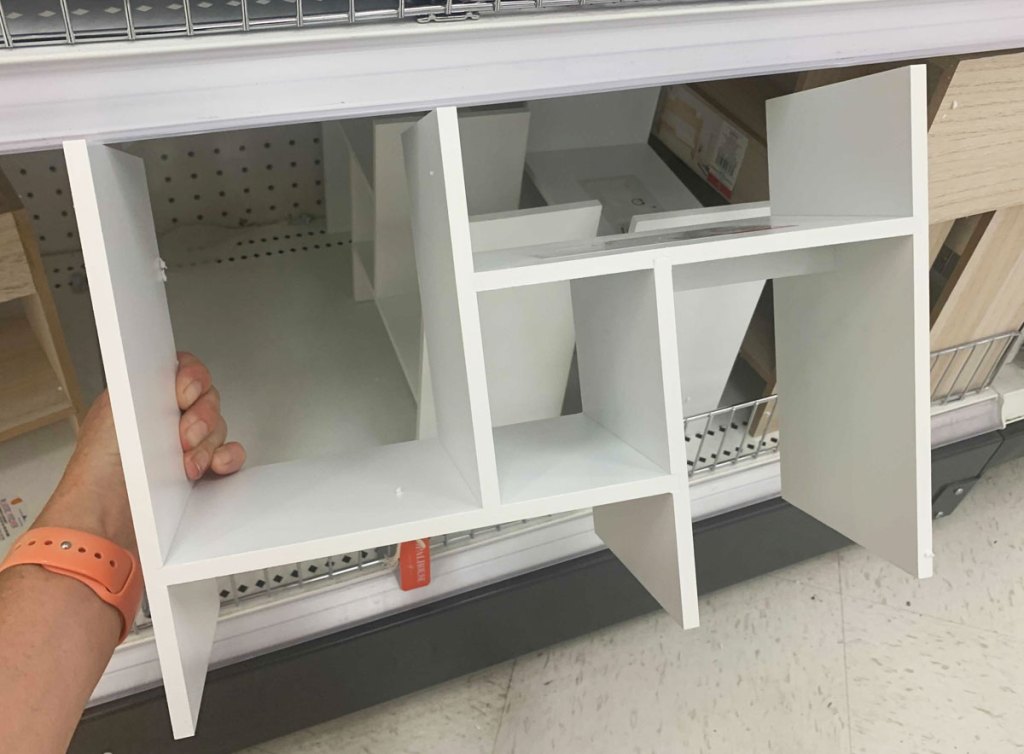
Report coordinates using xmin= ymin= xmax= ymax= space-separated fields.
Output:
xmin=658 ymin=86 xmax=752 ymax=201
xmin=707 ymin=121 xmax=749 ymax=199
xmin=0 ymin=498 xmax=29 ymax=542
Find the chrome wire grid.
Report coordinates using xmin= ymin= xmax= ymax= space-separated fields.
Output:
xmin=931 ymin=330 xmax=1021 ymax=404
xmin=0 ymin=0 xmax=708 ymax=47
xmin=685 ymin=395 xmax=779 ymax=476
xmin=683 ymin=329 xmax=1023 ymax=476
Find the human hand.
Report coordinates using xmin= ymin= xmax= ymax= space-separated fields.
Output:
xmin=34 ymin=352 xmax=245 ymax=552
xmin=174 ymin=352 xmax=246 ymax=482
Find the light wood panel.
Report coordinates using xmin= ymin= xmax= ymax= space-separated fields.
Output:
xmin=929 ymin=219 xmax=955 ymax=265
xmin=0 ymin=167 xmax=82 ymax=442
xmin=930 ymin=51 xmax=1024 ymax=223
xmin=16 ymin=209 xmax=84 ymax=426
xmin=931 ymin=206 xmax=1024 ymax=350
xmin=0 ymin=315 xmax=74 ymax=443
xmin=0 ymin=213 xmax=33 ymax=303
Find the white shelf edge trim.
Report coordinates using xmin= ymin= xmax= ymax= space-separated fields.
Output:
xmin=2 ymin=0 xmax=1024 ymax=152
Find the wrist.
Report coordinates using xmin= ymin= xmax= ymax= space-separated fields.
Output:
xmin=34 ymin=487 xmax=137 ymax=554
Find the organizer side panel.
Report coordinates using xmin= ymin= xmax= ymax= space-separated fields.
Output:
xmin=470 ymin=201 xmax=601 ymax=428
xmin=402 ymin=109 xmax=499 ymax=504
xmin=593 ymin=488 xmax=699 ymax=629
xmin=767 ymin=65 xmax=926 ymax=218
xmin=571 ymin=267 xmax=676 ymax=473
xmin=634 ymin=212 xmax=764 ymax=418
xmin=321 ymin=121 xmax=351 ymax=236
xmin=64 ymin=141 xmax=190 ymax=564
xmin=775 ymin=235 xmax=932 ymax=577
xmin=349 ymin=150 xmax=375 ymax=302
xmin=147 ymin=580 xmax=221 ymax=739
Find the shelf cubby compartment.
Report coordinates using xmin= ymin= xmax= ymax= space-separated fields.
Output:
xmin=466 ymin=201 xmax=682 ymax=510
xmin=64 ymin=131 xmax=505 ymax=737
xmin=403 ymin=107 xmax=698 ymax=629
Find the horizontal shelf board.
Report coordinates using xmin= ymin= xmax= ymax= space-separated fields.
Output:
xmin=474 ymin=215 xmax=915 ymax=291
xmin=161 ymin=439 xmax=482 ymax=583
xmin=0 ymin=314 xmax=74 ymax=442
xmin=494 ymin=414 xmax=672 ymax=506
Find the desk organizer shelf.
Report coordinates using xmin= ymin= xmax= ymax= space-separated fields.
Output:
xmin=64 ymin=65 xmax=931 ymax=739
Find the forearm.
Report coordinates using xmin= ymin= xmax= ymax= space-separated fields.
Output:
xmin=0 ymin=436 xmax=137 ymax=754
xmin=0 ymin=564 xmax=121 ymax=754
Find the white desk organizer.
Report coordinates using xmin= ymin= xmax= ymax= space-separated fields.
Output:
xmin=64 ymin=65 xmax=931 ymax=738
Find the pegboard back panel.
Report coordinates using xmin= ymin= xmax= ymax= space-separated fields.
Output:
xmin=0 ymin=122 xmax=326 ymax=255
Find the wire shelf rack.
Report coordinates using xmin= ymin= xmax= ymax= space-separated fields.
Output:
xmin=931 ymin=330 xmax=1021 ymax=404
xmin=684 ymin=396 xmax=778 ymax=476
xmin=0 ymin=0 xmax=710 ymax=48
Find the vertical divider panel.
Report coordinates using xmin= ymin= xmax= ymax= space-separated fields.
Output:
xmin=402 ymin=109 xmax=499 ymax=506
xmin=769 ymin=65 xmax=932 ymax=577
xmin=767 ymin=66 xmax=925 ymax=219
xmin=349 ymin=148 xmax=375 ymax=302
xmin=469 ymin=201 xmax=602 ymax=428
xmin=593 ymin=488 xmax=699 ymax=629
xmin=320 ymin=121 xmax=351 ymax=237
xmin=592 ymin=260 xmax=697 ymax=627
xmin=570 ymin=262 xmax=678 ymax=473
xmin=633 ymin=209 xmax=766 ymax=417
xmin=148 ymin=580 xmax=221 ymax=738
xmin=65 ymin=141 xmax=211 ymax=736
xmin=64 ymin=141 xmax=189 ymax=565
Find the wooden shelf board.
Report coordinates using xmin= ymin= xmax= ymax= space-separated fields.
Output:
xmin=0 ymin=315 xmax=74 ymax=443
xmin=474 ymin=215 xmax=915 ymax=291
xmin=161 ymin=438 xmax=481 ymax=584
xmin=493 ymin=413 xmax=671 ymax=506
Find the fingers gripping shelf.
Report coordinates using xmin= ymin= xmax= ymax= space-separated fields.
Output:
xmin=64 ymin=66 xmax=930 ymax=739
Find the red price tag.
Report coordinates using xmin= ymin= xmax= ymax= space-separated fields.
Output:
xmin=398 ymin=539 xmax=431 ymax=591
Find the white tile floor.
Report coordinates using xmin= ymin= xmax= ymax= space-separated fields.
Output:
xmin=238 ymin=456 xmax=1024 ymax=754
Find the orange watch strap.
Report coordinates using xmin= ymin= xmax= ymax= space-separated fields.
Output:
xmin=0 ymin=527 xmax=144 ymax=644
